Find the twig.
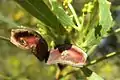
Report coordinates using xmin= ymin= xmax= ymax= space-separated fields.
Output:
xmin=0 ymin=36 xmax=10 ymax=41
xmin=85 ymin=52 xmax=120 ymax=66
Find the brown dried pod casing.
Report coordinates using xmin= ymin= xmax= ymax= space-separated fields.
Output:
xmin=10 ymin=28 xmax=49 ymax=61
xmin=47 ymin=44 xmax=87 ymax=67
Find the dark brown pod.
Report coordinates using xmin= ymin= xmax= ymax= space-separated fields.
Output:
xmin=10 ymin=28 xmax=48 ymax=61
xmin=47 ymin=44 xmax=87 ymax=67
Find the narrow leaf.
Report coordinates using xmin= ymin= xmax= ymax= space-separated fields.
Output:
xmin=14 ymin=0 xmax=59 ymax=29
xmin=98 ymin=0 xmax=113 ymax=36
xmin=49 ymin=0 xmax=78 ymax=29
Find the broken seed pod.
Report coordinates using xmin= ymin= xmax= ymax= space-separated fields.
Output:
xmin=47 ymin=44 xmax=87 ymax=67
xmin=10 ymin=28 xmax=49 ymax=61
xmin=10 ymin=29 xmax=87 ymax=67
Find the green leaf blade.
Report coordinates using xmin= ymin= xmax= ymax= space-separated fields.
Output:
xmin=98 ymin=0 xmax=113 ymax=36
xmin=15 ymin=0 xmax=59 ymax=28
xmin=50 ymin=0 xmax=77 ymax=29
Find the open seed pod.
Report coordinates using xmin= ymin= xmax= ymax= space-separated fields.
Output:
xmin=10 ymin=28 xmax=49 ymax=61
xmin=47 ymin=44 xmax=87 ymax=67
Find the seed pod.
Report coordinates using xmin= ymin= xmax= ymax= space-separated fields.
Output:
xmin=10 ymin=28 xmax=49 ymax=61
xmin=47 ymin=44 xmax=87 ymax=67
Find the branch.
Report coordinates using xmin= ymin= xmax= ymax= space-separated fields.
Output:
xmin=85 ymin=52 xmax=120 ymax=66
xmin=0 ymin=36 xmax=10 ymax=41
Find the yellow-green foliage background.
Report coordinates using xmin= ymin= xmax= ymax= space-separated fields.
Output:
xmin=0 ymin=0 xmax=119 ymax=80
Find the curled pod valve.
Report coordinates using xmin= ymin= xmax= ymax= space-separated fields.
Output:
xmin=47 ymin=44 xmax=87 ymax=67
xmin=10 ymin=28 xmax=49 ymax=61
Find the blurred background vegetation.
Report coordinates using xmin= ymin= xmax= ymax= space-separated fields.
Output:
xmin=0 ymin=0 xmax=120 ymax=80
